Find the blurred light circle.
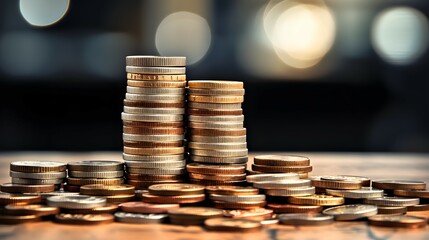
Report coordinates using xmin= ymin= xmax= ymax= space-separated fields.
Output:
xmin=155 ymin=11 xmax=211 ymax=65
xmin=372 ymin=7 xmax=429 ymax=65
xmin=264 ymin=1 xmax=335 ymax=69
xmin=20 ymin=0 xmax=70 ymax=27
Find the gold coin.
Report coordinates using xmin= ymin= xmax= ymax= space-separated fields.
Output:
xmin=309 ymin=176 xmax=364 ymax=190
xmin=127 ymin=73 xmax=186 ymax=81
xmin=5 ymin=204 xmax=60 ymax=217
xmin=66 ymin=178 xmax=124 ymax=186
xmin=188 ymin=88 xmax=245 ymax=96
xmin=188 ymin=81 xmax=243 ymax=89
xmin=288 ymin=194 xmax=345 ymax=206
xmin=187 ymin=108 xmax=243 ymax=116
xmin=372 ymin=180 xmax=426 ymax=190
xmin=267 ymin=204 xmax=323 ymax=214
xmin=189 ymin=173 xmax=246 ymax=181
xmin=252 ymin=164 xmax=312 ymax=173
xmin=190 ymin=149 xmax=248 ymax=158
xmin=0 ymin=193 xmax=42 ymax=205
xmin=188 ymin=102 xmax=242 ymax=110
xmin=54 ymin=213 xmax=114 ymax=225
xmin=205 ymin=186 xmax=259 ymax=195
xmin=148 ymin=183 xmax=205 ymax=196
xmin=127 ymin=80 xmax=186 ymax=88
xmin=123 ymin=146 xmax=185 ymax=155
xmin=186 ymin=163 xmax=246 ymax=175
xmin=80 ymin=184 xmax=135 ymax=196
xmin=394 ymin=189 xmax=429 ymax=198
xmin=188 ymin=95 xmax=244 ymax=103
xmin=126 ymin=66 xmax=185 ymax=75
xmin=126 ymin=56 xmax=186 ymax=67
xmin=189 ymin=128 xmax=246 ymax=136
xmin=254 ymin=155 xmax=310 ymax=166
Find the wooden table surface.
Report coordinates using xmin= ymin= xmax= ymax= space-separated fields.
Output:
xmin=0 ymin=152 xmax=428 ymax=240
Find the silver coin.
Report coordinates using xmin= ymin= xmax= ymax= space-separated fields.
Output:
xmin=122 ymin=134 xmax=184 ymax=142
xmin=278 ymin=213 xmax=334 ymax=226
xmin=127 ymin=86 xmax=185 ymax=95
xmin=126 ymin=66 xmax=186 ymax=74
xmin=12 ymin=178 xmax=64 ymax=185
xmin=190 ymin=149 xmax=248 ymax=158
xmin=68 ymin=170 xmax=124 ymax=179
xmin=47 ymin=195 xmax=106 ymax=209
xmin=323 ymin=204 xmax=378 ymax=221
xmin=320 ymin=175 xmax=370 ymax=182
xmin=188 ymin=142 xmax=247 ymax=150
xmin=188 ymin=102 xmax=242 ymax=110
xmin=10 ymin=171 xmax=66 ymax=180
xmin=364 ymin=197 xmax=420 ymax=207
xmin=189 ymin=121 xmax=243 ymax=129
xmin=189 ymin=115 xmax=244 ymax=122
xmin=189 ymin=135 xmax=246 ymax=143
xmin=246 ymin=173 xmax=299 ymax=183
xmin=126 ymin=167 xmax=186 ymax=175
xmin=114 ymin=212 xmax=168 ymax=224
xmin=125 ymin=93 xmax=184 ymax=102
xmin=209 ymin=194 xmax=265 ymax=203
xmin=67 ymin=161 xmax=124 ymax=171
xmin=121 ymin=112 xmax=183 ymax=122
xmin=11 ymin=161 xmax=65 ymax=168
xmin=265 ymin=187 xmax=316 ymax=197
xmin=124 ymin=107 xmax=185 ymax=115
xmin=326 ymin=187 xmax=384 ymax=199
xmin=190 ymin=155 xmax=248 ymax=164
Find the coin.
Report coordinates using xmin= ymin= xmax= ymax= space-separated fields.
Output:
xmin=246 ymin=173 xmax=299 ymax=183
xmin=67 ymin=161 xmax=124 ymax=172
xmin=368 ymin=215 xmax=426 ymax=228
xmin=104 ymin=194 xmax=135 ymax=203
xmin=267 ymin=204 xmax=323 ymax=214
xmin=123 ymin=146 xmax=185 ymax=155
xmin=125 ymin=160 xmax=186 ymax=169
xmin=364 ymin=196 xmax=420 ymax=207
xmin=125 ymin=93 xmax=184 ymax=102
xmin=47 ymin=195 xmax=106 ymax=209
xmin=121 ymin=113 xmax=183 ymax=122
xmin=120 ymin=201 xmax=179 ymax=213
xmin=189 ymin=173 xmax=246 ymax=181
xmin=54 ymin=213 xmax=114 ymax=225
xmin=0 ymin=214 xmax=41 ymax=224
xmin=212 ymin=201 xmax=266 ymax=210
xmin=253 ymin=179 xmax=311 ymax=189
xmin=205 ymin=186 xmax=258 ymax=196
xmin=122 ymin=134 xmax=184 ymax=142
xmin=190 ymin=155 xmax=248 ymax=164
xmin=124 ymin=107 xmax=185 ymax=115
xmin=223 ymin=208 xmax=273 ymax=220
xmin=127 ymin=73 xmax=186 ymax=81
xmin=188 ymin=81 xmax=243 ymax=89
xmin=252 ymin=164 xmax=312 ymax=173
xmin=10 ymin=161 xmax=66 ymax=173
xmin=188 ymin=102 xmax=242 ymax=110
xmin=394 ymin=189 xmax=429 ymax=198
xmin=127 ymin=180 xmax=184 ymax=190
xmin=114 ymin=212 xmax=168 ymax=224
xmin=60 ymin=204 xmax=119 ymax=214
xmin=142 ymin=193 xmax=205 ymax=204
xmin=278 ymin=213 xmax=334 ymax=226
xmin=148 ymin=183 xmax=205 ymax=196
xmin=188 ymin=142 xmax=247 ymax=150
xmin=124 ymin=141 xmax=184 ymax=148
xmin=288 ymin=194 xmax=345 ymax=206
xmin=265 ymin=187 xmax=316 ymax=197
xmin=188 ymin=115 xmax=244 ymax=122
xmin=126 ymin=56 xmax=186 ymax=67
xmin=190 ymin=179 xmax=246 ymax=186
xmin=209 ymin=194 xmax=266 ymax=203
xmin=11 ymin=178 xmax=64 ymax=185
xmin=68 ymin=170 xmax=124 ymax=179
xmin=1 ymin=183 xmax=55 ymax=194
xmin=126 ymin=168 xmax=186 ymax=175
xmin=204 ymin=218 xmax=262 ymax=232
xmin=189 ymin=121 xmax=244 ymax=129
xmin=377 ymin=206 xmax=407 ymax=215
xmin=127 ymin=86 xmax=185 ymax=94
xmin=123 ymin=126 xmax=185 ymax=135
xmin=325 ymin=187 xmax=384 ymax=199
xmin=5 ymin=204 xmax=60 ymax=217
xmin=190 ymin=128 xmax=246 ymax=137
xmin=10 ymin=171 xmax=67 ymax=179
xmin=323 ymin=204 xmax=378 ymax=220
xmin=254 ymin=155 xmax=310 ymax=166
xmin=187 ymin=108 xmax=243 ymax=116
xmin=126 ymin=174 xmax=185 ymax=181
xmin=186 ymin=163 xmax=245 ymax=175
xmin=67 ymin=177 xmax=124 ymax=186
xmin=126 ymin=66 xmax=186 ymax=74
xmin=168 ymin=207 xmax=224 ymax=225
xmin=0 ymin=193 xmax=42 ymax=205
xmin=408 ymin=204 xmax=429 ymax=212
xmin=188 ymin=88 xmax=245 ymax=96
xmin=128 ymin=80 xmax=186 ymax=88
xmin=372 ymin=180 xmax=426 ymax=190
xmin=310 ymin=176 xmax=364 ymax=190
xmin=80 ymin=184 xmax=135 ymax=196
xmin=123 ymin=100 xmax=185 ymax=109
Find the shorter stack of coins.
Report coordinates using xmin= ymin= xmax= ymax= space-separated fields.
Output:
xmin=187 ymin=80 xmax=248 ymax=186
xmin=206 ymin=185 xmax=266 ymax=210
xmin=310 ymin=175 xmax=371 ymax=194
xmin=250 ymin=155 xmax=312 ymax=179
xmin=123 ymin=56 xmax=187 ymax=189
xmin=141 ymin=183 xmax=205 ymax=205
xmin=65 ymin=161 xmax=124 ymax=192
xmin=186 ymin=163 xmax=247 ymax=186
xmin=80 ymin=184 xmax=135 ymax=204
xmin=8 ymin=161 xmax=67 ymax=191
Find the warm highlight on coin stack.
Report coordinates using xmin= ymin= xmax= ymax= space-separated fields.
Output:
xmin=123 ymin=56 xmax=187 ymax=189
xmin=187 ymin=80 xmax=248 ymax=186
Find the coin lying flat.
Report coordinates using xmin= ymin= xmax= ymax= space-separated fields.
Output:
xmin=148 ymin=183 xmax=205 ymax=196
xmin=323 ymin=204 xmax=378 ymax=220
xmin=288 ymin=194 xmax=345 ymax=206
xmin=0 ymin=193 xmax=42 ymax=205
xmin=325 ymin=187 xmax=384 ymax=199
xmin=126 ymin=56 xmax=186 ymax=67
xmin=190 ymin=155 xmax=248 ymax=164
xmin=204 ymin=218 xmax=262 ymax=232
xmin=267 ymin=204 xmax=323 ymax=214
xmin=188 ymin=81 xmax=244 ymax=89
xmin=209 ymin=194 xmax=266 ymax=203
xmin=67 ymin=161 xmax=124 ymax=172
xmin=126 ymin=66 xmax=186 ymax=75
xmin=5 ymin=204 xmax=60 ymax=217
xmin=11 ymin=178 xmax=64 ymax=185
xmin=47 ymin=195 xmax=106 ymax=209
xmin=80 ymin=184 xmax=135 ymax=196
xmin=188 ymin=102 xmax=242 ymax=110
xmin=120 ymin=201 xmax=179 ymax=214
xmin=253 ymin=179 xmax=311 ymax=189
xmin=372 ymin=180 xmax=426 ymax=190
xmin=265 ymin=187 xmax=316 ymax=197
xmin=0 ymin=214 xmax=42 ymax=224
xmin=10 ymin=171 xmax=67 ymax=179
xmin=114 ymin=212 xmax=168 ymax=224
xmin=126 ymin=86 xmax=185 ymax=95
xmin=205 ymin=186 xmax=259 ymax=196
xmin=10 ymin=161 xmax=66 ymax=173
xmin=54 ymin=213 xmax=114 ymax=225
xmin=393 ymin=189 xmax=429 ymax=198
xmin=364 ymin=197 xmax=419 ymax=207
xmin=246 ymin=173 xmax=299 ymax=183
xmin=377 ymin=206 xmax=408 ymax=215
xmin=278 ymin=213 xmax=334 ymax=226
xmin=186 ymin=163 xmax=246 ymax=175
xmin=68 ymin=170 xmax=124 ymax=179
xmin=309 ymin=176 xmax=364 ymax=190
xmin=67 ymin=177 xmax=124 ymax=186
xmin=368 ymin=215 xmax=426 ymax=228
xmin=408 ymin=204 xmax=429 ymax=212
xmin=60 ymin=204 xmax=119 ymax=214
xmin=254 ymin=155 xmax=310 ymax=166
xmin=127 ymin=73 xmax=186 ymax=81
xmin=141 ymin=193 xmax=205 ymax=204
xmin=223 ymin=208 xmax=273 ymax=220
xmin=252 ymin=164 xmax=312 ymax=173
xmin=188 ymin=88 xmax=245 ymax=96
xmin=1 ymin=183 xmax=55 ymax=194
xmin=168 ymin=207 xmax=224 ymax=225
xmin=212 ymin=201 xmax=266 ymax=210
xmin=125 ymin=160 xmax=186 ymax=169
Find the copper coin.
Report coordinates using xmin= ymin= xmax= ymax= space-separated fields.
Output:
xmin=394 ymin=189 xmax=429 ymax=198
xmin=5 ymin=204 xmax=60 ymax=216
xmin=267 ymin=204 xmax=323 ymax=214
xmin=187 ymin=108 xmax=243 ymax=116
xmin=104 ymin=194 xmax=135 ymax=203
xmin=120 ymin=201 xmax=180 ymax=213
xmin=368 ymin=215 xmax=427 ymax=228
xmin=372 ymin=180 xmax=426 ymax=190
xmin=252 ymin=164 xmax=312 ymax=173
xmin=80 ymin=184 xmax=135 ymax=196
xmin=189 ymin=179 xmax=246 ymax=186
xmin=123 ymin=141 xmax=184 ymax=148
xmin=204 ymin=218 xmax=262 ymax=232
xmin=254 ymin=155 xmax=310 ymax=166
xmin=186 ymin=163 xmax=246 ymax=175
xmin=223 ymin=208 xmax=273 ymax=220
xmin=10 ymin=161 xmax=66 ymax=173
xmin=0 ymin=193 xmax=42 ymax=205
xmin=189 ymin=128 xmax=246 ymax=137
xmin=188 ymin=81 xmax=243 ymax=89
xmin=67 ymin=178 xmax=124 ymax=186
xmin=188 ymin=95 xmax=244 ymax=103
xmin=123 ymin=120 xmax=183 ymax=127
xmin=63 ymin=184 xmax=80 ymax=192
xmin=126 ymin=173 xmax=185 ymax=181
xmin=141 ymin=193 xmax=205 ymax=204
xmin=205 ymin=186 xmax=259 ymax=196
xmin=377 ymin=206 xmax=408 ymax=215
xmin=127 ymin=73 xmax=186 ymax=80
xmin=127 ymin=179 xmax=184 ymax=190
xmin=123 ymin=126 xmax=184 ymax=135
xmin=123 ymin=146 xmax=185 ymax=155
xmin=189 ymin=173 xmax=246 ymax=181
xmin=0 ymin=214 xmax=41 ymax=224
xmin=1 ymin=183 xmax=55 ymax=194
xmin=148 ymin=183 xmax=205 ymax=196
xmin=212 ymin=201 xmax=266 ymax=210
xmin=408 ymin=204 xmax=429 ymax=212
xmin=54 ymin=213 xmax=114 ymax=225
xmin=61 ymin=204 xmax=119 ymax=214
xmin=127 ymin=80 xmax=186 ymax=88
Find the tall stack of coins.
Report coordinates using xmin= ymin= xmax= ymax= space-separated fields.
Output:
xmin=187 ymin=80 xmax=247 ymax=185
xmin=250 ymin=155 xmax=312 ymax=179
xmin=6 ymin=161 xmax=67 ymax=193
xmin=123 ymin=56 xmax=187 ymax=189
xmin=65 ymin=161 xmax=124 ymax=192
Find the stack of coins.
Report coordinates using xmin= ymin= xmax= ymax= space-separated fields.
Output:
xmin=141 ymin=183 xmax=205 ymax=204
xmin=206 ymin=185 xmax=266 ymax=210
xmin=7 ymin=161 xmax=66 ymax=191
xmin=187 ymin=80 xmax=248 ymax=185
xmin=123 ymin=56 xmax=187 ymax=189
xmin=187 ymin=163 xmax=247 ymax=186
xmin=250 ymin=155 xmax=312 ymax=179
xmin=80 ymin=184 xmax=135 ymax=204
xmin=65 ymin=161 xmax=124 ymax=192
xmin=168 ymin=207 xmax=223 ymax=225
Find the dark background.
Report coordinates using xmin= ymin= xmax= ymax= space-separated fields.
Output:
xmin=0 ymin=0 xmax=428 ymax=152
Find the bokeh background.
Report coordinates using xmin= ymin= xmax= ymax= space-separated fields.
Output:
xmin=0 ymin=0 xmax=428 ymax=152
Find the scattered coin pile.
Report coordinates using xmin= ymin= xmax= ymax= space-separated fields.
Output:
xmin=9 ymin=161 xmax=66 ymax=190
xmin=187 ymin=80 xmax=247 ymax=186
xmin=123 ymin=56 xmax=187 ymax=189
xmin=65 ymin=161 xmax=125 ymax=192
